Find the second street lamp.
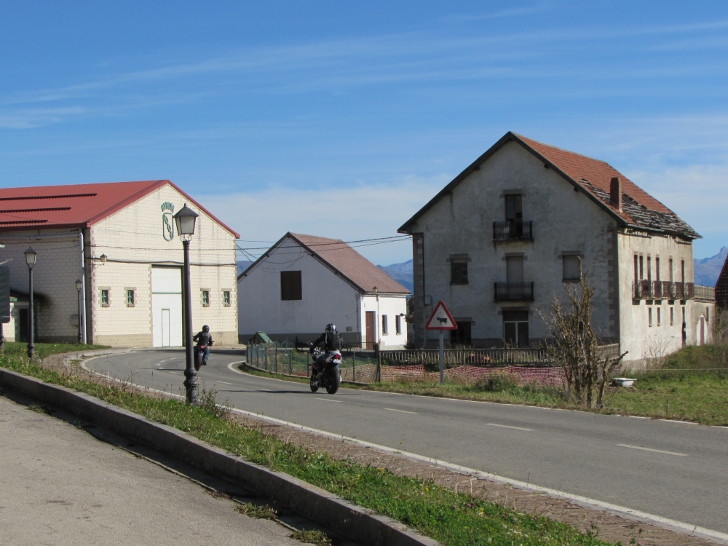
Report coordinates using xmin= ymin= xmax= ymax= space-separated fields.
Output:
xmin=24 ymin=247 xmax=37 ymax=359
xmin=173 ymin=203 xmax=199 ymax=404
xmin=75 ymin=279 xmax=83 ymax=344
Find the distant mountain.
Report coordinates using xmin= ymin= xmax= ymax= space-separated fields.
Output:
xmin=694 ymin=247 xmax=727 ymax=286
xmin=242 ymin=253 xmax=722 ymax=292
xmin=379 ymin=252 xmax=727 ymax=293
xmin=378 ymin=259 xmax=413 ymax=292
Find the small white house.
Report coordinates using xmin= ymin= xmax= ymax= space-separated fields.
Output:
xmin=238 ymin=232 xmax=410 ymax=349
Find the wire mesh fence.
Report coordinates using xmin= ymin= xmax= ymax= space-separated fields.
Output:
xmin=245 ymin=342 xmax=380 ymax=383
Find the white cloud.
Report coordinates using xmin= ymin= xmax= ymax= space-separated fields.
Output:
xmin=201 ymin=175 xmax=448 ymax=265
xmin=635 ymin=164 xmax=728 ymax=258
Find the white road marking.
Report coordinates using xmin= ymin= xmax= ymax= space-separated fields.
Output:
xmin=383 ymin=408 xmax=417 ymax=414
xmin=315 ymin=397 xmax=342 ymax=403
xmin=486 ymin=423 xmax=534 ymax=431
xmin=79 ymin=353 xmax=728 ymax=545
xmin=617 ymin=444 xmax=688 ymax=457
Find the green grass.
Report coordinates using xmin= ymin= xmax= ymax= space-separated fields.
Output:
xmin=601 ymin=345 xmax=728 ymax=425
xmin=360 ymin=345 xmax=728 ymax=426
xmin=0 ymin=342 xmax=615 ymax=546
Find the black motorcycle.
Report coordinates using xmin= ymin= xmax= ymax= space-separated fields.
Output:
xmin=194 ymin=340 xmax=212 ymax=371
xmin=308 ymin=345 xmax=341 ymax=395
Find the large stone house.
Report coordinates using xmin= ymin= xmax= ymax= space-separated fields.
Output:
xmin=238 ymin=232 xmax=410 ymax=349
xmin=398 ymin=131 xmax=711 ymax=365
xmin=0 ymin=180 xmax=239 ymax=347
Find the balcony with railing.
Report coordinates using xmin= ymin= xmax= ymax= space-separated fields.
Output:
xmin=632 ymin=280 xmax=695 ymax=300
xmin=492 ymin=220 xmax=533 ymax=242
xmin=494 ymin=281 xmax=534 ymax=302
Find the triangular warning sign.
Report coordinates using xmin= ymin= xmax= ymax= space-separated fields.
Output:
xmin=425 ymin=300 xmax=458 ymax=330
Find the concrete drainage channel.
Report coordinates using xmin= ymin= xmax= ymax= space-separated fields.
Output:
xmin=0 ymin=367 xmax=439 ymax=546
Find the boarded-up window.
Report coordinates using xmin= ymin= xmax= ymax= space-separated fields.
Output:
xmin=562 ymin=254 xmax=581 ymax=281
xmin=280 ymin=271 xmax=302 ymax=300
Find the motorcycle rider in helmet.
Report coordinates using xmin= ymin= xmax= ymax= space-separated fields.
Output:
xmin=310 ymin=323 xmax=341 ymax=375
xmin=193 ymin=325 xmax=214 ymax=368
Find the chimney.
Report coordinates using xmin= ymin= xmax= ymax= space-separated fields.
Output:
xmin=610 ymin=176 xmax=622 ymax=211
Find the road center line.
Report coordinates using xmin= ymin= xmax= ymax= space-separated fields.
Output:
xmin=486 ymin=423 xmax=534 ymax=431
xmin=617 ymin=444 xmax=688 ymax=457
xmin=315 ymin=397 xmax=342 ymax=403
xmin=383 ymin=408 xmax=417 ymax=414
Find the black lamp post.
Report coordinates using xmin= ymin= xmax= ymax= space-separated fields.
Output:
xmin=173 ymin=203 xmax=198 ymax=404
xmin=75 ymin=279 xmax=83 ymax=344
xmin=24 ymin=247 xmax=37 ymax=359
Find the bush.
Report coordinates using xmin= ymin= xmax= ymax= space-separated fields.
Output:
xmin=474 ymin=371 xmax=519 ymax=392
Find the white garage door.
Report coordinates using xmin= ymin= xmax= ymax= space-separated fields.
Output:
xmin=151 ymin=266 xmax=182 ymax=347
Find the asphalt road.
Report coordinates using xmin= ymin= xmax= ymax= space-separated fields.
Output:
xmin=85 ymin=348 xmax=728 ymax=539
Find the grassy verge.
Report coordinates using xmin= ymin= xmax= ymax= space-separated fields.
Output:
xmin=350 ymin=345 xmax=728 ymax=426
xmin=0 ymin=342 xmax=614 ymax=546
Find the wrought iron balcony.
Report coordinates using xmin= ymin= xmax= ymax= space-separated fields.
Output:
xmin=633 ymin=280 xmax=694 ymax=300
xmin=492 ymin=220 xmax=533 ymax=242
xmin=494 ymin=281 xmax=534 ymax=302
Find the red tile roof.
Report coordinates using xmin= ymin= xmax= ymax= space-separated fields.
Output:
xmin=247 ymin=232 xmax=409 ymax=294
xmin=0 ymin=180 xmax=239 ymax=237
xmin=399 ymin=132 xmax=699 ymax=240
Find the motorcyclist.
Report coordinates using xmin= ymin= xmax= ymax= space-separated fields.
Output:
xmin=193 ymin=325 xmax=214 ymax=368
xmin=310 ymin=323 xmax=341 ymax=375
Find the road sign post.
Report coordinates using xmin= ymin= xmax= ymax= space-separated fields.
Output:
xmin=425 ymin=301 xmax=457 ymax=384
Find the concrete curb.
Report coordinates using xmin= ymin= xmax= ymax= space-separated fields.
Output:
xmin=0 ymin=366 xmax=439 ymax=546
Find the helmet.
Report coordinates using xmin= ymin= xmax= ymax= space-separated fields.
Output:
xmin=325 ymin=323 xmax=336 ymax=333
xmin=202 ymin=325 xmax=210 ymax=332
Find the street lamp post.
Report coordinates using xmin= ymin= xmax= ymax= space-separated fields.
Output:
xmin=75 ymin=279 xmax=83 ymax=344
xmin=173 ymin=203 xmax=199 ymax=404
xmin=24 ymin=247 xmax=37 ymax=359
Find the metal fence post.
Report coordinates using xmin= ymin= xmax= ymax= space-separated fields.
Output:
xmin=375 ymin=343 xmax=381 ymax=383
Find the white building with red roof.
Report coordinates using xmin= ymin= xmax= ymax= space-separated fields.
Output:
xmin=237 ymin=232 xmax=410 ymax=349
xmin=399 ymin=132 xmax=713 ymax=367
xmin=0 ymin=180 xmax=239 ymax=347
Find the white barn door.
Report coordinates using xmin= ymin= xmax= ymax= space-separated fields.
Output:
xmin=152 ymin=266 xmax=182 ymax=347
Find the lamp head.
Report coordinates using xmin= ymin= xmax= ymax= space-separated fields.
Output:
xmin=173 ymin=203 xmax=198 ymax=239
xmin=24 ymin=246 xmax=37 ymax=268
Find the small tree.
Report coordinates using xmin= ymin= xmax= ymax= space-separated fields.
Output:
xmin=714 ymin=308 xmax=728 ymax=365
xmin=542 ymin=268 xmax=627 ymax=408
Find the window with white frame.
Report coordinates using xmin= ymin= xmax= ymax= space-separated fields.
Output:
xmin=100 ymin=288 xmax=110 ymax=307
xmin=201 ymin=289 xmax=210 ymax=307
xmin=222 ymin=290 xmax=231 ymax=306
xmin=125 ymin=288 xmax=135 ymax=307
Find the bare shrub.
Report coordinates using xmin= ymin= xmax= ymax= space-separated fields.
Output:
xmin=541 ymin=268 xmax=627 ymax=408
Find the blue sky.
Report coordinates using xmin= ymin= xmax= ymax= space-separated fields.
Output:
xmin=2 ymin=1 xmax=727 ymax=265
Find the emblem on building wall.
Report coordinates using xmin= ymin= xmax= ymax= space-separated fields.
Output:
xmin=162 ymin=202 xmax=175 ymax=241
